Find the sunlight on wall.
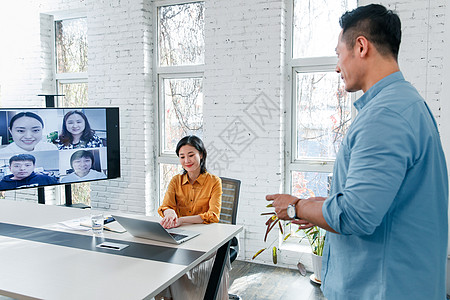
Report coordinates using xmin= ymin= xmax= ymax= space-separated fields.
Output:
xmin=0 ymin=1 xmax=42 ymax=104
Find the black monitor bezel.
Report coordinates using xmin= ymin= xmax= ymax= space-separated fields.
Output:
xmin=0 ymin=107 xmax=120 ymax=192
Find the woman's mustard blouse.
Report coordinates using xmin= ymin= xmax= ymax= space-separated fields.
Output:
xmin=157 ymin=172 xmax=222 ymax=224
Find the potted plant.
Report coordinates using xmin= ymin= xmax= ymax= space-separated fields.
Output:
xmin=301 ymin=225 xmax=325 ymax=283
xmin=253 ymin=211 xmax=326 ymax=284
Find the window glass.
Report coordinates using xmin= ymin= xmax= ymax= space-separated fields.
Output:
xmin=295 ymin=71 xmax=351 ymax=160
xmin=157 ymin=2 xmax=205 ymax=204
xmin=159 ymin=163 xmax=183 ymax=205
xmin=55 ymin=18 xmax=88 ymax=73
xmin=162 ymin=77 xmax=203 ymax=152
xmin=293 ymin=0 xmax=357 ymax=58
xmin=58 ymin=82 xmax=88 ymax=107
xmin=288 ymin=171 xmax=332 ymax=240
xmin=158 ymin=2 xmax=205 ymax=66
xmin=291 ymin=171 xmax=332 ymax=199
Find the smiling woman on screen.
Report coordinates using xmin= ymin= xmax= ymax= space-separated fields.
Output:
xmin=60 ymin=150 xmax=106 ymax=183
xmin=155 ymin=135 xmax=228 ymax=300
xmin=0 ymin=112 xmax=57 ymax=154
xmin=57 ymin=110 xmax=104 ymax=150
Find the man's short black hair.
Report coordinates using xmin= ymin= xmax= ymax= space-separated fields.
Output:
xmin=339 ymin=4 xmax=401 ymax=60
xmin=9 ymin=154 xmax=36 ymax=165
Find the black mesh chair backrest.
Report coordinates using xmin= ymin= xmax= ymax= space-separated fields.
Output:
xmin=219 ymin=177 xmax=241 ymax=225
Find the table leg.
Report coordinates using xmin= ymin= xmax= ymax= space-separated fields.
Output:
xmin=203 ymin=239 xmax=231 ymax=300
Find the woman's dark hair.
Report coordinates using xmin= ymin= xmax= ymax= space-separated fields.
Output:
xmin=70 ymin=150 xmax=94 ymax=169
xmin=176 ymin=135 xmax=207 ymax=174
xmin=9 ymin=112 xmax=44 ymax=129
xmin=59 ymin=111 xmax=95 ymax=146
xmin=339 ymin=4 xmax=401 ymax=61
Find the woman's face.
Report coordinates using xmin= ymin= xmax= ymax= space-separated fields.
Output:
xmin=66 ymin=114 xmax=86 ymax=136
xmin=72 ymin=156 xmax=92 ymax=177
xmin=9 ymin=116 xmax=43 ymax=151
xmin=178 ymin=145 xmax=202 ymax=174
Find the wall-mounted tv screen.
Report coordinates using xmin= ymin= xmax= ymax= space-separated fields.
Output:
xmin=0 ymin=107 xmax=120 ymax=191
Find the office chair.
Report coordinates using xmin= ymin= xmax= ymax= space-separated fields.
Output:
xmin=219 ymin=177 xmax=241 ymax=300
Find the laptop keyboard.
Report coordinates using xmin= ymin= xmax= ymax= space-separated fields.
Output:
xmin=169 ymin=233 xmax=188 ymax=241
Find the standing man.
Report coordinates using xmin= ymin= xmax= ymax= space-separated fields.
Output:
xmin=268 ymin=4 xmax=448 ymax=300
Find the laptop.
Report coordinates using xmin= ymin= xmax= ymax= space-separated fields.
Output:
xmin=111 ymin=215 xmax=200 ymax=244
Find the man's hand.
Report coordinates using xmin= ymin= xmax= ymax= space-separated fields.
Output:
xmin=266 ymin=194 xmax=323 ymax=230
xmin=266 ymin=194 xmax=299 ymax=220
xmin=266 ymin=195 xmax=336 ymax=233
xmin=291 ymin=219 xmax=315 ymax=229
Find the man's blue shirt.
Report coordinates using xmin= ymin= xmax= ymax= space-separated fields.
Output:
xmin=321 ymin=72 xmax=448 ymax=300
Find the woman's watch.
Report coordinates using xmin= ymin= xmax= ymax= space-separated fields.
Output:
xmin=287 ymin=202 xmax=299 ymax=220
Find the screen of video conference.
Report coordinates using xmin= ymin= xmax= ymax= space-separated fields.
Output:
xmin=0 ymin=107 xmax=120 ymax=191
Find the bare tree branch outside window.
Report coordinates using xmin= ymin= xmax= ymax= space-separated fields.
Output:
xmin=293 ymin=0 xmax=357 ymax=58
xmin=159 ymin=2 xmax=205 ymax=67
xmin=296 ymin=72 xmax=351 ymax=160
xmin=55 ymin=18 xmax=88 ymax=73
xmin=163 ymin=78 xmax=203 ymax=151
xmin=158 ymin=3 xmax=205 ymax=153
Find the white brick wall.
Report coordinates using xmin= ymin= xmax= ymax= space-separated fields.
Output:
xmin=203 ymin=0 xmax=287 ymax=265
xmin=360 ymin=0 xmax=446 ymax=127
xmin=85 ymin=0 xmax=155 ymax=215
xmin=0 ymin=0 xmax=448 ymax=271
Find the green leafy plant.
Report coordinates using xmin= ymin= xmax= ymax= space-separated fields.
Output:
xmin=47 ymin=131 xmax=59 ymax=143
xmin=252 ymin=205 xmax=326 ymax=265
xmin=299 ymin=225 xmax=325 ymax=256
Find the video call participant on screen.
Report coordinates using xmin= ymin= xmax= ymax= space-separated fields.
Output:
xmin=0 ymin=112 xmax=57 ymax=154
xmin=57 ymin=111 xmax=104 ymax=150
xmin=155 ymin=135 xmax=228 ymax=300
xmin=60 ymin=150 xmax=106 ymax=183
xmin=0 ymin=154 xmax=57 ymax=190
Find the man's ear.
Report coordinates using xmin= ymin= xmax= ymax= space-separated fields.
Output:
xmin=355 ymin=36 xmax=369 ymax=57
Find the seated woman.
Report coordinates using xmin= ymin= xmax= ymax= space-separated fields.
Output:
xmin=60 ymin=150 xmax=106 ymax=183
xmin=0 ymin=112 xmax=57 ymax=154
xmin=57 ymin=110 xmax=104 ymax=150
xmin=156 ymin=135 xmax=228 ymax=300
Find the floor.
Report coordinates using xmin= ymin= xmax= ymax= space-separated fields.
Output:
xmin=229 ymin=260 xmax=326 ymax=300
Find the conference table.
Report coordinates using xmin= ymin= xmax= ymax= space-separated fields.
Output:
xmin=0 ymin=199 xmax=242 ymax=300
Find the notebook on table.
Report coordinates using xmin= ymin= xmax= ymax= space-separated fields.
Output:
xmin=111 ymin=215 xmax=199 ymax=244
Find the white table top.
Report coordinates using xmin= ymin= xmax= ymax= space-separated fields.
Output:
xmin=0 ymin=200 xmax=242 ymax=300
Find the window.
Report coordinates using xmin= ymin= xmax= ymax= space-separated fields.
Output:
xmin=285 ymin=0 xmax=356 ymax=241
xmin=54 ymin=16 xmax=90 ymax=205
xmin=156 ymin=1 xmax=205 ymax=203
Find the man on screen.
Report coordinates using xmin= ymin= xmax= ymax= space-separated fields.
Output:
xmin=0 ymin=154 xmax=57 ymax=190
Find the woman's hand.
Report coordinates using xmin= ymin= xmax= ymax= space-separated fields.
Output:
xmin=160 ymin=209 xmax=180 ymax=229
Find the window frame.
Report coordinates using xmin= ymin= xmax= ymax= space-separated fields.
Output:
xmin=51 ymin=12 xmax=89 ymax=205
xmin=52 ymin=12 xmax=88 ymax=90
xmin=154 ymin=0 xmax=205 ymax=205
xmin=283 ymin=0 xmax=356 ymax=246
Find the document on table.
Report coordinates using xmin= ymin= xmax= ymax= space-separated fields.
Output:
xmin=48 ymin=217 xmax=126 ymax=233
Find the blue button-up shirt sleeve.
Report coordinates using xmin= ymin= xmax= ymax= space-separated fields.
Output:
xmin=323 ymin=105 xmax=416 ymax=236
